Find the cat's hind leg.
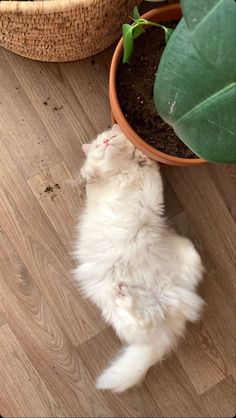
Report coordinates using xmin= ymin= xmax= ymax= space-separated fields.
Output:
xmin=168 ymin=234 xmax=204 ymax=290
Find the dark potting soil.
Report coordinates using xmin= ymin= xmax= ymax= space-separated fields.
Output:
xmin=116 ymin=25 xmax=197 ymax=159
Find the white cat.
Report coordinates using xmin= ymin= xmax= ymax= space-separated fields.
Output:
xmin=73 ymin=124 xmax=204 ymax=393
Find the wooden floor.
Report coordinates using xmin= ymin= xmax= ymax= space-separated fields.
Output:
xmin=0 ymin=41 xmax=235 ymax=417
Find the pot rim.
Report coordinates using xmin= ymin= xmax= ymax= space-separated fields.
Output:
xmin=109 ymin=3 xmax=206 ymax=166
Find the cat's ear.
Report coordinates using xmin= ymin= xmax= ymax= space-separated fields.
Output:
xmin=111 ymin=124 xmax=122 ymax=135
xmin=134 ymin=149 xmax=153 ymax=166
xmin=82 ymin=143 xmax=90 ymax=155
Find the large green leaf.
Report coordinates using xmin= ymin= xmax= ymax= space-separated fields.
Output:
xmin=154 ymin=0 xmax=236 ymax=163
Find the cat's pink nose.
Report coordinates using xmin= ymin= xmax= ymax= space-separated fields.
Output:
xmin=103 ymin=139 xmax=109 ymax=146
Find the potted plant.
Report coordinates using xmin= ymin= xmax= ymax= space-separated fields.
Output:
xmin=109 ymin=0 xmax=236 ymax=166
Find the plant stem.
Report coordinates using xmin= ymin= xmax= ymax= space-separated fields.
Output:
xmin=132 ymin=19 xmax=168 ymax=32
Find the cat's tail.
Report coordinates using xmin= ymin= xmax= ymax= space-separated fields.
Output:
xmin=96 ymin=288 xmax=204 ymax=393
xmin=96 ymin=334 xmax=173 ymax=393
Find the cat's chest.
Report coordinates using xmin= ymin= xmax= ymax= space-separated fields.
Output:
xmin=86 ymin=173 xmax=144 ymax=205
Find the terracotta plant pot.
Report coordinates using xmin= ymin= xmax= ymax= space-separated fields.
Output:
xmin=109 ymin=3 xmax=206 ymax=166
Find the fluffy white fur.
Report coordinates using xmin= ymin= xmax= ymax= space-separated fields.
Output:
xmin=73 ymin=125 xmax=204 ymax=393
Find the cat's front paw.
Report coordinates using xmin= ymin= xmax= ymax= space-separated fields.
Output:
xmin=113 ymin=282 xmax=133 ymax=310
xmin=116 ymin=282 xmax=128 ymax=297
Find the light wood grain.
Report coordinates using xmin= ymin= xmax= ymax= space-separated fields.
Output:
xmin=207 ymin=164 xmax=236 ymax=222
xmin=0 ymin=233 xmax=112 ymax=418
xmin=145 ymin=355 xmax=208 ymax=417
xmin=28 ymin=160 xmax=84 ymax=248
xmin=78 ymin=327 xmax=163 ymax=418
xmin=59 ymin=54 xmax=111 ymax=133
xmin=2 ymin=48 xmax=98 ymax=176
xmin=172 ymin=212 xmax=234 ymax=391
xmin=0 ymin=143 xmax=105 ymax=346
xmin=165 ymin=165 xmax=236 ymax=281
xmin=0 ymin=49 xmax=62 ymax=180
xmin=0 ymin=37 xmax=235 ymax=417
xmin=0 ymin=312 xmax=6 ymax=327
xmin=201 ymin=376 xmax=236 ymax=418
xmin=163 ymin=173 xmax=184 ymax=219
xmin=0 ymin=324 xmax=63 ymax=418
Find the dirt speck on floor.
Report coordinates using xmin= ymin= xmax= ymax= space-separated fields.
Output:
xmin=43 ymin=97 xmax=50 ymax=106
xmin=44 ymin=185 xmax=54 ymax=193
xmin=44 ymin=183 xmax=61 ymax=200
xmin=53 ymin=105 xmax=63 ymax=111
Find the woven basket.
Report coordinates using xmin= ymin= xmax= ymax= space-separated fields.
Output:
xmin=0 ymin=0 xmax=142 ymax=62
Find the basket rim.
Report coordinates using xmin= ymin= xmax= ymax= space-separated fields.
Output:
xmin=0 ymin=0 xmax=96 ymax=14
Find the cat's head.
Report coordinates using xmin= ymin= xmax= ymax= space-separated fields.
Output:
xmin=81 ymin=124 xmax=152 ymax=183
